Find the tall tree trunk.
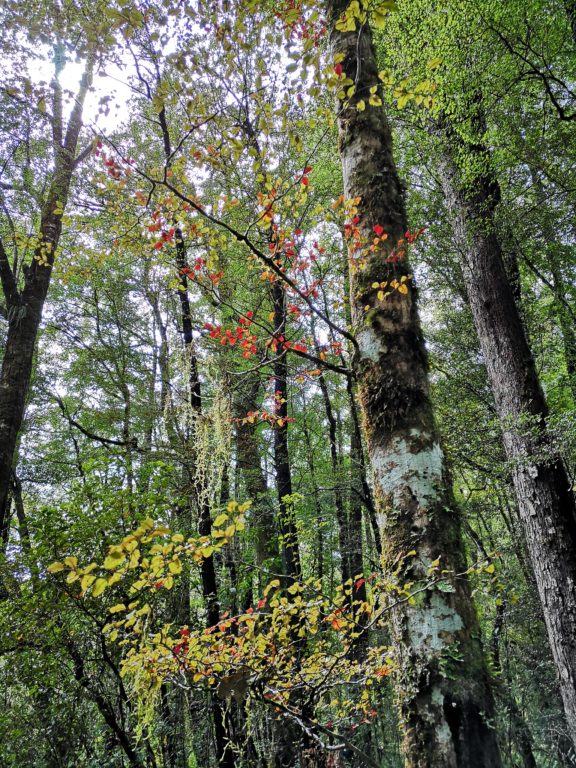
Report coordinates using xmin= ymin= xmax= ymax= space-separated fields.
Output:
xmin=326 ymin=5 xmax=501 ymax=766
xmin=0 ymin=49 xmax=94 ymax=542
xmin=301 ymin=410 xmax=325 ymax=582
xmin=437 ymin=125 xmax=576 ymax=750
xmin=270 ymin=279 xmax=304 ymax=768
xmin=177 ymin=233 xmax=234 ymax=768
xmin=272 ymin=280 xmax=301 ymax=585
xmin=317 ymin=372 xmax=350 ymax=588
xmin=234 ymin=377 xmax=278 ymax=572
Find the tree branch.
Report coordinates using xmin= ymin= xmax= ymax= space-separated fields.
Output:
xmin=54 ymin=394 xmax=139 ymax=450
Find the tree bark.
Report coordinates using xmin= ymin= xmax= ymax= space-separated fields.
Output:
xmin=437 ymin=127 xmax=576 ymax=750
xmin=326 ymin=5 xmax=501 ymax=766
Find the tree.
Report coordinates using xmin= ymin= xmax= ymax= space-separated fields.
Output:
xmin=0 ymin=3 xmax=103 ymax=544
xmin=380 ymin=0 xmax=576 ymax=744
xmin=2 ymin=1 xmax=574 ymax=765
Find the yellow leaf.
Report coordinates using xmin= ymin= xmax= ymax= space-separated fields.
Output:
xmin=485 ymin=563 xmax=495 ymax=574
xmin=264 ymin=579 xmax=280 ymax=596
xmin=66 ymin=571 xmax=79 ymax=584
xmin=63 ymin=556 xmax=78 ymax=569
xmin=109 ymin=603 xmax=126 ymax=614
xmin=397 ymin=283 xmax=408 ymax=294
xmin=336 ymin=13 xmax=356 ymax=32
xmin=128 ymin=550 xmax=140 ymax=569
xmin=356 ymin=99 xmax=366 ymax=112
xmin=169 ymin=558 xmax=182 ymax=575
xmin=201 ymin=546 xmax=214 ymax=558
xmin=427 ymin=57 xmax=443 ymax=70
xmin=81 ymin=574 xmax=96 ymax=591
xmin=47 ymin=562 xmax=65 ymax=574
xmin=104 ymin=548 xmax=125 ymax=569
xmin=213 ymin=513 xmax=228 ymax=527
xmin=164 ymin=575 xmax=174 ymax=590
xmin=373 ymin=10 xmax=387 ymax=29
xmin=92 ymin=578 xmax=108 ymax=597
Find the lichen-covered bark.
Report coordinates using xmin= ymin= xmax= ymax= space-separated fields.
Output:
xmin=326 ymin=4 xmax=501 ymax=766
xmin=438 ymin=134 xmax=576 ymax=750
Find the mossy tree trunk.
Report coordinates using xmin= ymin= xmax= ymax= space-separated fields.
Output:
xmin=326 ymin=4 xmax=501 ymax=766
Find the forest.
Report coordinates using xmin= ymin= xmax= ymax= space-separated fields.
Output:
xmin=1 ymin=0 xmax=576 ymax=766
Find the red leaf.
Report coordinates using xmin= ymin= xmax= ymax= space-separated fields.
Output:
xmin=334 ymin=63 xmax=343 ymax=76
xmin=373 ymin=224 xmax=384 ymax=236
xmin=301 ymin=176 xmax=309 ymax=187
